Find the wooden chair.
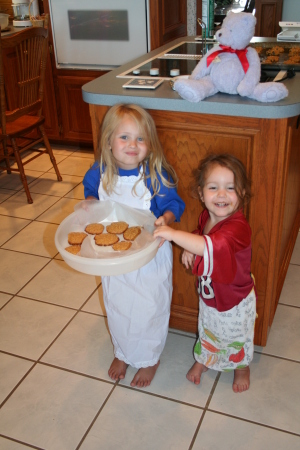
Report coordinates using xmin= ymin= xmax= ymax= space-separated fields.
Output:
xmin=0 ymin=16 xmax=62 ymax=203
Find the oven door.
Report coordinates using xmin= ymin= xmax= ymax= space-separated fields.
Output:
xmin=48 ymin=0 xmax=149 ymax=69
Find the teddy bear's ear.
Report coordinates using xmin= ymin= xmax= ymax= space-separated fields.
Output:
xmin=241 ymin=12 xmax=257 ymax=27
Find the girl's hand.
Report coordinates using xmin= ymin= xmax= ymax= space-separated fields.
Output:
xmin=182 ymin=250 xmax=195 ymax=270
xmin=154 ymin=213 xmax=176 ymax=247
xmin=153 ymin=225 xmax=174 ymax=247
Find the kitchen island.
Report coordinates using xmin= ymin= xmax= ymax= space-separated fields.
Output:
xmin=82 ymin=36 xmax=300 ymax=346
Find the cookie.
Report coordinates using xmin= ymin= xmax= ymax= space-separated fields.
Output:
xmin=112 ymin=241 xmax=132 ymax=251
xmin=106 ymin=221 xmax=129 ymax=234
xmin=65 ymin=245 xmax=81 ymax=255
xmin=94 ymin=233 xmax=119 ymax=246
xmin=123 ymin=226 xmax=141 ymax=241
xmin=68 ymin=232 xmax=87 ymax=245
xmin=85 ymin=223 xmax=104 ymax=235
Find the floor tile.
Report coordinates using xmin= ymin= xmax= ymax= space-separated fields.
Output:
xmin=194 ymin=411 xmax=300 ymax=450
xmin=81 ymin=284 xmax=106 ymax=316
xmin=0 ymin=191 xmax=60 ymax=220
xmin=36 ymin=197 xmax=81 ymax=224
xmin=278 ymin=264 xmax=300 ymax=307
xmin=0 ymin=249 xmax=49 ymax=295
xmin=0 ymin=189 xmax=16 ymax=203
xmin=29 ymin=172 xmax=83 ymax=197
xmin=119 ymin=332 xmax=218 ymax=407
xmin=51 ymin=145 xmax=79 ymax=155
xmin=210 ymin=353 xmax=300 ymax=434
xmin=72 ymin=149 xmax=94 ymax=158
xmin=41 ymin=312 xmax=113 ymax=381
xmin=0 ymin=216 xmax=30 ymax=246
xmin=0 ymin=297 xmax=76 ymax=359
xmin=290 ymin=233 xmax=300 ymax=265
xmin=64 ymin=182 xmax=85 ymax=200
xmin=0 ymin=353 xmax=34 ymax=405
xmin=0 ymin=437 xmax=29 ymax=449
xmin=3 ymin=221 xmax=58 ymax=258
xmin=0 ymin=170 xmax=40 ymax=191
xmin=0 ymin=364 xmax=113 ymax=449
xmin=10 ymin=152 xmax=67 ymax=172
xmin=51 ymin=156 xmax=94 ymax=178
xmin=0 ymin=293 xmax=12 ymax=309
xmin=19 ymin=259 xmax=101 ymax=309
xmin=81 ymin=386 xmax=202 ymax=450
xmin=256 ymin=304 xmax=300 ymax=361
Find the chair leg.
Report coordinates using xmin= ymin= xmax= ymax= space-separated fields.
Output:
xmin=1 ymin=139 xmax=11 ymax=174
xmin=40 ymin=125 xmax=62 ymax=182
xmin=11 ymin=138 xmax=33 ymax=204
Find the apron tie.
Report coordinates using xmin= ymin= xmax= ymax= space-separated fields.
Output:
xmin=207 ymin=45 xmax=249 ymax=73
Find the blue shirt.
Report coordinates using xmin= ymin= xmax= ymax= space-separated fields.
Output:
xmin=83 ymin=162 xmax=185 ymax=222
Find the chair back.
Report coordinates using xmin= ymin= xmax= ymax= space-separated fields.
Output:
xmin=0 ymin=17 xmax=49 ymax=128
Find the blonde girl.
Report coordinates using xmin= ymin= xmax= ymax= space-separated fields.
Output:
xmin=154 ymin=154 xmax=256 ymax=393
xmin=83 ymin=104 xmax=185 ymax=388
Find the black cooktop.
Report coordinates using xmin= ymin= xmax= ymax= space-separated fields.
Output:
xmin=164 ymin=42 xmax=214 ymax=57
xmin=122 ymin=58 xmax=199 ymax=79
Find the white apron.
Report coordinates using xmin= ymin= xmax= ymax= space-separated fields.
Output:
xmin=99 ymin=172 xmax=173 ymax=368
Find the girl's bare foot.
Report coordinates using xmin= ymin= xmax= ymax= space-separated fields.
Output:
xmin=108 ymin=358 xmax=128 ymax=381
xmin=130 ymin=361 xmax=160 ymax=388
xmin=233 ymin=366 xmax=250 ymax=393
xmin=186 ymin=362 xmax=208 ymax=385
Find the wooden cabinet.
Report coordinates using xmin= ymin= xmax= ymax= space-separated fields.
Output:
xmin=149 ymin=0 xmax=187 ymax=50
xmin=255 ymin=0 xmax=283 ymax=37
xmin=88 ymin=104 xmax=300 ymax=346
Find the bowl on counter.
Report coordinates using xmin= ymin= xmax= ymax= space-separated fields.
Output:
xmin=0 ymin=13 xmax=9 ymax=30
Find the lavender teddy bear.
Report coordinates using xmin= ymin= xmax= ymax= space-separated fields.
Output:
xmin=174 ymin=12 xmax=288 ymax=103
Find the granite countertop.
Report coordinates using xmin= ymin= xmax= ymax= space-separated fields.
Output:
xmin=82 ymin=36 xmax=300 ymax=119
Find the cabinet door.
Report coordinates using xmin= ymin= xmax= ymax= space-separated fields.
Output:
xmin=57 ymin=76 xmax=97 ymax=144
xmin=255 ymin=0 xmax=283 ymax=37
xmin=149 ymin=0 xmax=187 ymax=50
xmin=43 ymin=51 xmax=60 ymax=140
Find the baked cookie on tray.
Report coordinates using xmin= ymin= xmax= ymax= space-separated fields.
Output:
xmin=65 ymin=245 xmax=81 ymax=255
xmin=94 ymin=234 xmax=119 ymax=246
xmin=123 ymin=226 xmax=141 ymax=241
xmin=106 ymin=221 xmax=129 ymax=234
xmin=85 ymin=223 xmax=104 ymax=235
xmin=68 ymin=232 xmax=88 ymax=245
xmin=112 ymin=241 xmax=132 ymax=251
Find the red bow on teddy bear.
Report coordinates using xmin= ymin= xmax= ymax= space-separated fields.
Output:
xmin=207 ymin=45 xmax=249 ymax=73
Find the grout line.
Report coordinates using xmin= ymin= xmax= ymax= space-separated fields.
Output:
xmin=206 ymin=409 xmax=300 ymax=438
xmin=75 ymin=384 xmax=118 ymax=450
xmin=188 ymin=372 xmax=221 ymax=450
xmin=0 ymin=435 xmax=42 ymax=449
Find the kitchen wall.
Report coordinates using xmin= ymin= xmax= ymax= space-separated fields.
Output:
xmin=282 ymin=0 xmax=300 ymax=21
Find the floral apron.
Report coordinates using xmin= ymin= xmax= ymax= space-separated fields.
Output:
xmin=194 ymin=287 xmax=256 ymax=371
xmin=99 ymin=171 xmax=173 ymax=368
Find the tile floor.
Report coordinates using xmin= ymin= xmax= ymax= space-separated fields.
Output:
xmin=0 ymin=146 xmax=300 ymax=450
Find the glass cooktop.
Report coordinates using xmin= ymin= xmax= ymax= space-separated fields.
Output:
xmin=117 ymin=42 xmax=216 ymax=79
xmin=119 ymin=58 xmax=199 ymax=79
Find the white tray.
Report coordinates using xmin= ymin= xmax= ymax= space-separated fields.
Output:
xmin=55 ymin=201 xmax=160 ymax=276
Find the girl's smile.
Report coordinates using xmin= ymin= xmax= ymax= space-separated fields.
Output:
xmin=110 ymin=116 xmax=149 ymax=170
xmin=199 ymin=164 xmax=240 ymax=225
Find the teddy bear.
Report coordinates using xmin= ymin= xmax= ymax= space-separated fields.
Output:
xmin=174 ymin=11 xmax=288 ymax=103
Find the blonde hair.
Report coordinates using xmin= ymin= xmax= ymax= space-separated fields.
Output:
xmin=98 ymin=104 xmax=178 ymax=196
xmin=190 ymin=153 xmax=252 ymax=209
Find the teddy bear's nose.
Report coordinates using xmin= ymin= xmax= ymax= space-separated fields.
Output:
xmin=218 ymin=32 xmax=222 ymax=37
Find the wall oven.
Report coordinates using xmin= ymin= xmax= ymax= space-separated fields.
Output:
xmin=48 ymin=0 xmax=150 ymax=70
